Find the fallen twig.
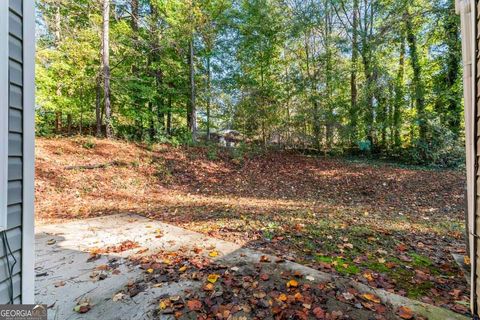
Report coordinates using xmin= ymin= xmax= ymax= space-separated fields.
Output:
xmin=64 ymin=160 xmax=129 ymax=171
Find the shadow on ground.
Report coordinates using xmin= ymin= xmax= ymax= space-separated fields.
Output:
xmin=35 ymin=214 xmax=468 ymax=320
xmin=35 ymin=139 xmax=469 ymax=316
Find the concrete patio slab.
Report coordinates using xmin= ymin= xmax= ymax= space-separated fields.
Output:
xmin=35 ymin=214 xmax=468 ymax=320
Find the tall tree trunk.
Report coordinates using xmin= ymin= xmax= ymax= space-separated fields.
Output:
xmin=259 ymin=63 xmax=267 ymax=147
xmin=149 ymin=102 xmax=155 ymax=140
xmin=55 ymin=113 xmax=62 ymax=134
xmin=146 ymin=54 xmax=156 ymax=141
xmin=362 ymin=52 xmax=374 ymax=148
xmin=304 ymin=33 xmax=320 ymax=150
xmin=349 ymin=0 xmax=359 ymax=146
xmin=361 ymin=7 xmax=375 ymax=150
xmin=324 ymin=0 xmax=333 ymax=150
xmin=67 ymin=114 xmax=72 ymax=135
xmin=55 ymin=4 xmax=62 ymax=134
xmin=406 ymin=7 xmax=426 ymax=143
xmin=102 ymin=0 xmax=112 ymax=138
xmin=387 ymin=84 xmax=394 ymax=146
xmin=149 ymin=1 xmax=165 ymax=137
xmin=79 ymin=105 xmax=83 ymax=135
xmin=377 ymin=93 xmax=387 ymax=148
xmin=156 ymin=70 xmax=165 ymax=133
xmin=131 ymin=0 xmax=138 ymax=32
xmin=445 ymin=0 xmax=461 ymax=137
xmin=187 ymin=39 xmax=197 ymax=139
xmin=132 ymin=0 xmax=143 ymax=140
xmin=284 ymin=64 xmax=291 ymax=145
xmin=393 ymin=36 xmax=406 ymax=149
xmin=206 ymin=55 xmax=212 ymax=141
xmin=95 ymin=74 xmax=103 ymax=137
xmin=167 ymin=94 xmax=172 ymax=136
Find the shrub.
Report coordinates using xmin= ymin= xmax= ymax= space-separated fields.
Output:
xmin=73 ymin=136 xmax=96 ymax=149
xmin=403 ymin=120 xmax=465 ymax=168
xmin=206 ymin=144 xmax=219 ymax=160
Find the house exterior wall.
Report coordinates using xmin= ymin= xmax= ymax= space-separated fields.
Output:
xmin=458 ymin=0 xmax=479 ymax=315
xmin=1 ymin=0 xmax=34 ymax=303
xmin=474 ymin=0 xmax=480 ymax=313
xmin=5 ymin=0 xmax=24 ymax=303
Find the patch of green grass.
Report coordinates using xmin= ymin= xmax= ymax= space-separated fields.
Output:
xmin=385 ymin=261 xmax=436 ymax=299
xmin=306 ymin=221 xmax=339 ymax=234
xmin=261 ymin=222 xmax=280 ymax=241
xmin=408 ymin=252 xmax=442 ymax=275
xmin=363 ymin=261 xmax=390 ymax=273
xmin=131 ymin=160 xmax=140 ymax=168
xmin=302 ymin=222 xmax=338 ymax=253
xmin=410 ymin=252 xmax=432 ymax=267
xmin=407 ymin=281 xmax=434 ymax=299
xmin=154 ymin=161 xmax=173 ymax=182
xmin=435 ymin=220 xmax=465 ymax=235
xmin=388 ymin=256 xmax=402 ymax=265
xmin=302 ymin=239 xmax=318 ymax=252
xmin=315 ymin=255 xmax=360 ymax=275
xmin=315 ymin=255 xmax=334 ymax=264
xmin=349 ymin=225 xmax=374 ymax=237
xmin=75 ymin=137 xmax=96 ymax=149
xmin=337 ymin=263 xmax=361 ymax=275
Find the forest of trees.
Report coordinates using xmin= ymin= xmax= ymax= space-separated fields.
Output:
xmin=36 ymin=0 xmax=464 ymax=166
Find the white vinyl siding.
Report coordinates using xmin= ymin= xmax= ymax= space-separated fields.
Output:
xmin=0 ymin=0 xmax=34 ymax=304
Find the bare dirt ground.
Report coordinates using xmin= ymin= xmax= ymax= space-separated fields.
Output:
xmin=35 ymin=137 xmax=469 ymax=317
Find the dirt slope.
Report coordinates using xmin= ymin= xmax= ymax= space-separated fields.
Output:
xmin=36 ymin=137 xmax=465 ymax=222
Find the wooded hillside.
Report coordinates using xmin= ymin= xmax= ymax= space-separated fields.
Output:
xmin=36 ymin=0 xmax=463 ymax=166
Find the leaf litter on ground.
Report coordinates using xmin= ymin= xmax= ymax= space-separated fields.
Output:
xmin=36 ymin=138 xmax=470 ymax=316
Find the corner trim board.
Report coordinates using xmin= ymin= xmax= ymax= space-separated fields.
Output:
xmin=21 ymin=0 xmax=35 ymax=303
